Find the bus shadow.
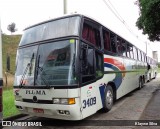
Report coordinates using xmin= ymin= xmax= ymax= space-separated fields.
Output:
xmin=29 ymin=116 xmax=105 ymax=126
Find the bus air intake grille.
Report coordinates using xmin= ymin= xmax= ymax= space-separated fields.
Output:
xmin=23 ymin=99 xmax=53 ymax=104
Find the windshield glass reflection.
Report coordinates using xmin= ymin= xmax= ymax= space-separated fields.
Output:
xmin=14 ymin=46 xmax=38 ymax=86
xmin=35 ymin=40 xmax=77 ymax=85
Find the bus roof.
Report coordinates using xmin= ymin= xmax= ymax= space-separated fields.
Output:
xmin=24 ymin=13 xmax=146 ymax=54
xmin=24 ymin=13 xmax=83 ymax=31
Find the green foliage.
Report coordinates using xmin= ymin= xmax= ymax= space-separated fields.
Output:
xmin=2 ymin=34 xmax=21 ymax=74
xmin=136 ymin=0 xmax=160 ymax=41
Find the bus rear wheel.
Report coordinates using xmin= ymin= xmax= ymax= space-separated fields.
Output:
xmin=153 ymin=73 xmax=157 ymax=79
xmin=103 ymin=85 xmax=113 ymax=112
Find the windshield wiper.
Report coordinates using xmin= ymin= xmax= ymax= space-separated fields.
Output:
xmin=35 ymin=55 xmax=51 ymax=88
xmin=72 ymin=53 xmax=76 ymax=75
xmin=19 ymin=53 xmax=34 ymax=88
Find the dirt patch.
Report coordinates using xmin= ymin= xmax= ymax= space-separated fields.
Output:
xmin=3 ymin=72 xmax=14 ymax=88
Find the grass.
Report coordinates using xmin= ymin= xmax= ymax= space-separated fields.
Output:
xmin=2 ymin=34 xmax=21 ymax=118
xmin=3 ymin=87 xmax=19 ymax=118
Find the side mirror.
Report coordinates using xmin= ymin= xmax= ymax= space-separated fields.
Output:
xmin=6 ymin=54 xmax=10 ymax=72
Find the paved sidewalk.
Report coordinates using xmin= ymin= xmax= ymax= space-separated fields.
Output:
xmin=140 ymin=88 xmax=160 ymax=120
xmin=134 ymin=82 xmax=160 ymax=129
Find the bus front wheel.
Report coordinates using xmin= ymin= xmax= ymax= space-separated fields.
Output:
xmin=103 ymin=85 xmax=113 ymax=112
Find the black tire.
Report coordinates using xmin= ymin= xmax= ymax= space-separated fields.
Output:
xmin=138 ymin=78 xmax=143 ymax=89
xmin=103 ymin=85 xmax=113 ymax=112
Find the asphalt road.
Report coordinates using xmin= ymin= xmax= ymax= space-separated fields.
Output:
xmin=3 ymin=74 xmax=160 ymax=129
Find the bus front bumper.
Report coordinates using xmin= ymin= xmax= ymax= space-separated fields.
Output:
xmin=15 ymin=99 xmax=82 ymax=120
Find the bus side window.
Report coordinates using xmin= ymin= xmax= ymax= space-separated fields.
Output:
xmin=141 ymin=52 xmax=144 ymax=62
xmin=110 ymin=33 xmax=117 ymax=53
xmin=126 ymin=43 xmax=130 ymax=58
xmin=127 ymin=44 xmax=134 ymax=59
xmin=95 ymin=28 xmax=101 ymax=49
xmin=122 ymin=40 xmax=126 ymax=57
xmin=141 ymin=52 xmax=143 ymax=62
xmin=82 ymin=23 xmax=101 ymax=49
xmin=81 ymin=44 xmax=95 ymax=83
xmin=95 ymin=51 xmax=104 ymax=78
xmin=144 ymin=54 xmax=146 ymax=62
xmin=133 ymin=46 xmax=138 ymax=60
xmin=103 ymin=30 xmax=111 ymax=51
xmin=138 ymin=50 xmax=142 ymax=61
xmin=130 ymin=45 xmax=134 ymax=59
xmin=117 ymin=37 xmax=122 ymax=56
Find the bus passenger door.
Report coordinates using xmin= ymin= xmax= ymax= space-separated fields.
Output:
xmin=80 ymin=44 xmax=97 ymax=118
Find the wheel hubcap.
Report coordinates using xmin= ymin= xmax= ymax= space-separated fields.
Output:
xmin=106 ymin=90 xmax=113 ymax=105
xmin=139 ymin=81 xmax=142 ymax=88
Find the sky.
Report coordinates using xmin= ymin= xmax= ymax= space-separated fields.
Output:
xmin=0 ymin=0 xmax=160 ymax=61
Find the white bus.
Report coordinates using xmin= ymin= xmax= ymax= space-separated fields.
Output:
xmin=146 ymin=56 xmax=158 ymax=81
xmin=14 ymin=14 xmax=147 ymax=120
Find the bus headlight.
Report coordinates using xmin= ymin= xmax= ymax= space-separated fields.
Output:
xmin=52 ymin=98 xmax=75 ymax=105
xmin=53 ymin=98 xmax=60 ymax=104
xmin=61 ymin=99 xmax=68 ymax=104
xmin=15 ymin=95 xmax=23 ymax=101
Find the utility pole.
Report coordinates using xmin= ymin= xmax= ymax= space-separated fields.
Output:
xmin=64 ymin=0 xmax=67 ymax=14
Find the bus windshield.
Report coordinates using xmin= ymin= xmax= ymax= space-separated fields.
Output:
xmin=14 ymin=46 xmax=38 ymax=86
xmin=14 ymin=39 xmax=77 ymax=86
xmin=35 ymin=39 xmax=77 ymax=86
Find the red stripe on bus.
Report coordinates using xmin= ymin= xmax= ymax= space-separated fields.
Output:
xmin=104 ymin=58 xmax=126 ymax=77
xmin=104 ymin=58 xmax=125 ymax=70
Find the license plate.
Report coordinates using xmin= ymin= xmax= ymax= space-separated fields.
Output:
xmin=33 ymin=108 xmax=44 ymax=113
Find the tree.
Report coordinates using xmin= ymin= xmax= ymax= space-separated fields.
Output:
xmin=7 ymin=22 xmax=17 ymax=34
xmin=136 ymin=0 xmax=160 ymax=41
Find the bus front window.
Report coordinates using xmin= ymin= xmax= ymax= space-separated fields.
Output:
xmin=35 ymin=39 xmax=77 ymax=86
xmin=14 ymin=46 xmax=38 ymax=86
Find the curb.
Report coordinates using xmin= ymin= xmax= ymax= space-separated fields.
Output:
xmin=3 ymin=114 xmax=28 ymax=121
